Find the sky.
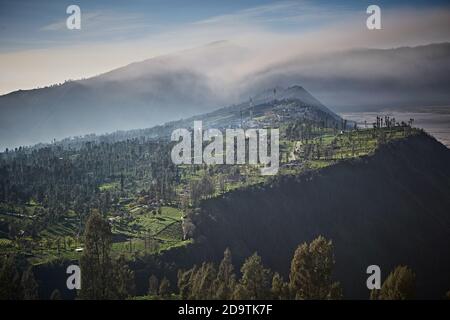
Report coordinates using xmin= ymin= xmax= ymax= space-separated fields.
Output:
xmin=0 ymin=0 xmax=450 ymax=95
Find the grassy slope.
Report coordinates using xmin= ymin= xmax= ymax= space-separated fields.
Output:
xmin=0 ymin=126 xmax=420 ymax=267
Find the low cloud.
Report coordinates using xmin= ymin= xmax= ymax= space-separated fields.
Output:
xmin=1 ymin=3 xmax=450 ymax=101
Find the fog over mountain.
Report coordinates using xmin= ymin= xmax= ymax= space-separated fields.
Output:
xmin=244 ymin=42 xmax=450 ymax=111
xmin=1 ymin=41 xmax=449 ymax=150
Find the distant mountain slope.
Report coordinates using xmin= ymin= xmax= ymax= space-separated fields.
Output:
xmin=16 ymin=85 xmax=343 ymax=151
xmin=174 ymin=85 xmax=343 ymax=130
xmin=163 ymin=133 xmax=450 ymax=299
xmin=0 ymin=41 xmax=245 ymax=150
xmin=0 ymin=68 xmax=217 ymax=149
xmin=251 ymin=85 xmax=341 ymax=121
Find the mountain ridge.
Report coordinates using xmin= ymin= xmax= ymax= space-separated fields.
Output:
xmin=2 ymin=85 xmax=342 ymax=151
xmin=1 ymin=42 xmax=450 ymax=150
xmin=157 ymin=132 xmax=450 ymax=299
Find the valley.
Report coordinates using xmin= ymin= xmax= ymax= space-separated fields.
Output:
xmin=0 ymin=86 xmax=448 ymax=299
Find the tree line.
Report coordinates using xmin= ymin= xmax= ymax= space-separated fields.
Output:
xmin=1 ymin=210 xmax=448 ymax=299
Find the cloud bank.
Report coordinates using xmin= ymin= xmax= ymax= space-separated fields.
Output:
xmin=1 ymin=2 xmax=449 ymax=95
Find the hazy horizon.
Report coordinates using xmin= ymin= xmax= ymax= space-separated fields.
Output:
xmin=1 ymin=0 xmax=450 ymax=149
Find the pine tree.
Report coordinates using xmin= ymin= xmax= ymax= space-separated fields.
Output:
xmin=159 ymin=277 xmax=171 ymax=298
xmin=79 ymin=210 xmax=114 ymax=299
xmin=178 ymin=267 xmax=197 ymax=299
xmin=214 ymin=248 xmax=236 ymax=299
xmin=0 ymin=254 xmax=23 ymax=300
xmin=190 ymin=262 xmax=217 ymax=299
xmin=271 ymin=272 xmax=289 ymax=300
xmin=79 ymin=212 xmax=135 ymax=300
xmin=371 ymin=265 xmax=415 ymax=300
xmin=112 ymin=254 xmax=135 ymax=299
xmin=235 ymin=253 xmax=272 ymax=300
xmin=289 ymin=236 xmax=341 ymax=299
xmin=148 ymin=274 xmax=159 ymax=296
xmin=21 ymin=267 xmax=39 ymax=300
xmin=231 ymin=283 xmax=249 ymax=300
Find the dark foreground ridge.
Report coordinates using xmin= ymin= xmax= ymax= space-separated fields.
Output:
xmin=161 ymin=133 xmax=450 ymax=299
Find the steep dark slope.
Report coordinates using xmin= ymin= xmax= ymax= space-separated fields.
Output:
xmin=177 ymin=133 xmax=450 ymax=299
